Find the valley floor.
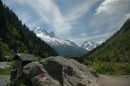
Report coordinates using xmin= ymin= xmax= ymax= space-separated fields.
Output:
xmin=97 ymin=75 xmax=130 ymax=86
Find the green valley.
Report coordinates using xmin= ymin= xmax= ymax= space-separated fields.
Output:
xmin=84 ymin=18 xmax=130 ymax=75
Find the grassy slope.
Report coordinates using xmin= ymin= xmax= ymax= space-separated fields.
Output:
xmin=84 ymin=18 xmax=130 ymax=75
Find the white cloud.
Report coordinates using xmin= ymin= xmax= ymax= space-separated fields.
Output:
xmin=65 ymin=0 xmax=97 ymax=25
xmin=65 ymin=3 xmax=89 ymax=22
xmin=90 ymin=0 xmax=130 ymax=35
xmin=2 ymin=0 xmax=98 ymax=43
xmin=14 ymin=8 xmax=43 ymax=30
xmin=19 ymin=0 xmax=98 ymax=37
xmin=2 ymin=0 xmax=130 ymax=46
xmin=21 ymin=0 xmax=72 ymax=35
xmin=3 ymin=0 xmax=71 ymax=35
xmin=95 ymin=0 xmax=130 ymax=15
xmin=80 ymin=0 xmax=130 ymax=45
xmin=15 ymin=9 xmax=32 ymax=25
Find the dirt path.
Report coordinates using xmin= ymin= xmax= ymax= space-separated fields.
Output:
xmin=0 ymin=75 xmax=10 ymax=86
xmin=97 ymin=75 xmax=130 ymax=86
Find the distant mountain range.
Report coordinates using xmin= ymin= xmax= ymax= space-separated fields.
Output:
xmin=81 ymin=41 xmax=102 ymax=51
xmin=34 ymin=27 xmax=88 ymax=57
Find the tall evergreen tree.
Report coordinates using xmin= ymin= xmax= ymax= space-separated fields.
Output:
xmin=0 ymin=0 xmax=58 ymax=61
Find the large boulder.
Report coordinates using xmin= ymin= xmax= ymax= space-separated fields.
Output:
xmin=21 ymin=56 xmax=98 ymax=86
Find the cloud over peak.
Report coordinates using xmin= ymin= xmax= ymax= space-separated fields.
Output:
xmin=2 ymin=0 xmax=130 ymax=45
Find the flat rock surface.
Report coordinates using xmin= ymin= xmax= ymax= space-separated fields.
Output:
xmin=0 ymin=75 xmax=10 ymax=86
xmin=22 ymin=56 xmax=98 ymax=86
xmin=97 ymin=75 xmax=130 ymax=86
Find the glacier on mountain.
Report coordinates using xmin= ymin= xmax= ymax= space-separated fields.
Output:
xmin=34 ymin=27 xmax=87 ymax=56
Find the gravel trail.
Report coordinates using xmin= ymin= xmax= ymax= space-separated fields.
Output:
xmin=0 ymin=75 xmax=10 ymax=86
xmin=97 ymin=75 xmax=130 ymax=86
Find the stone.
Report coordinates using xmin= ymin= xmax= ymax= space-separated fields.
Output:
xmin=21 ymin=56 xmax=98 ymax=86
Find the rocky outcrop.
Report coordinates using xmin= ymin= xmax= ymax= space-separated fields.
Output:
xmin=21 ymin=56 xmax=98 ymax=86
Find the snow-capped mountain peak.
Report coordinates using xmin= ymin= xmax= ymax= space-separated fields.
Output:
xmin=34 ymin=27 xmax=78 ymax=46
xmin=34 ymin=27 xmax=87 ymax=56
xmin=81 ymin=41 xmax=102 ymax=51
xmin=34 ymin=27 xmax=55 ymax=37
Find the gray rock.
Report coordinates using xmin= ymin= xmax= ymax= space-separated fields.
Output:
xmin=21 ymin=56 xmax=98 ymax=86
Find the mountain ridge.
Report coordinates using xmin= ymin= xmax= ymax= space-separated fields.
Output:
xmin=34 ymin=27 xmax=87 ymax=57
xmin=84 ymin=18 xmax=130 ymax=75
xmin=81 ymin=41 xmax=102 ymax=51
xmin=0 ymin=0 xmax=57 ymax=61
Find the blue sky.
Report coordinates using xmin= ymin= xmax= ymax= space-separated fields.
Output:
xmin=2 ymin=0 xmax=130 ymax=45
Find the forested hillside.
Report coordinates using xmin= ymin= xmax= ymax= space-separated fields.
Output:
xmin=0 ymin=0 xmax=57 ymax=61
xmin=84 ymin=18 xmax=130 ymax=75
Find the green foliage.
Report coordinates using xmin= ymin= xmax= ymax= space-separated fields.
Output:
xmin=84 ymin=18 xmax=130 ymax=75
xmin=0 ymin=67 xmax=11 ymax=75
xmin=0 ymin=37 xmax=15 ymax=61
xmin=0 ymin=0 xmax=58 ymax=61
xmin=89 ymin=62 xmax=130 ymax=75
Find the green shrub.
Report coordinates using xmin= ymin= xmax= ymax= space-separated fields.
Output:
xmin=85 ymin=62 xmax=130 ymax=75
xmin=0 ymin=67 xmax=11 ymax=75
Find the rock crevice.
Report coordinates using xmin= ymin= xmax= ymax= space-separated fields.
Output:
xmin=21 ymin=56 xmax=98 ymax=86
